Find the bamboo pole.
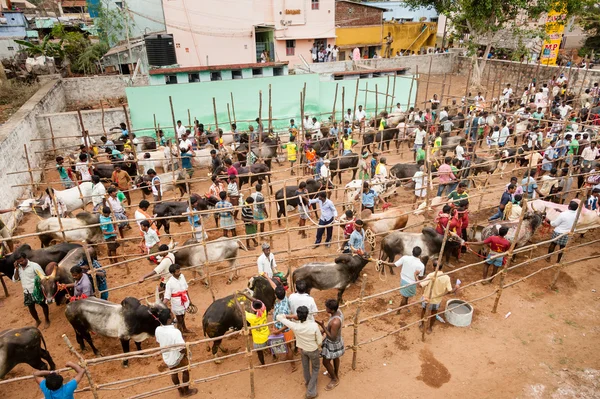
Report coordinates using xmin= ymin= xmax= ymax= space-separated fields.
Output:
xmin=212 ymin=98 xmax=220 ymax=136
xmin=235 ymin=293 xmax=255 ymax=399
xmin=62 ymin=334 xmax=99 ymax=399
xmin=23 ymin=144 xmax=36 ymax=197
xmin=227 ymin=103 xmax=233 ymax=128
xmin=413 ymin=65 xmax=419 ymax=109
xmin=363 ymin=82 xmax=368 ymax=116
xmin=100 ymin=100 xmax=106 ymax=136
xmin=122 ymin=104 xmax=139 ymax=173
xmin=153 ymin=114 xmax=160 ymax=143
xmin=48 ymin=118 xmax=57 ymax=158
xmin=341 ymin=86 xmax=345 ymax=128
xmin=230 ymin=93 xmax=237 ymax=125
xmin=351 ymin=274 xmax=368 ymax=370
xmin=169 ymin=96 xmax=178 ymax=141
xmin=268 ymin=84 xmax=273 ymax=133
xmin=375 ymin=84 xmax=379 ymax=117
xmin=384 ymin=75 xmax=390 ymax=111
xmin=389 ymin=73 xmax=396 ymax=112
xmin=83 ymin=243 xmax=98 ymax=298
xmin=331 ymin=82 xmax=338 ymax=123
xmin=352 ymin=79 xmax=359 ymax=125
xmin=424 ymin=55 xmax=433 ymax=106
xmin=187 ymin=109 xmax=191 ymax=128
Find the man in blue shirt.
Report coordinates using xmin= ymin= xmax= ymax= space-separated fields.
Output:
xmin=309 ymin=192 xmax=338 ymax=248
xmin=348 ymin=220 xmax=365 ymax=254
xmin=489 ymin=184 xmax=516 ymax=221
xmin=354 ymin=181 xmax=384 ymax=213
xmin=35 ymin=360 xmax=85 ymax=399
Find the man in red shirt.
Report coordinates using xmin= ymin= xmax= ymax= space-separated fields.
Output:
xmin=468 ymin=226 xmax=511 ymax=284
xmin=223 ymin=158 xmax=238 ymax=177
xmin=435 ymin=205 xmax=462 ymax=267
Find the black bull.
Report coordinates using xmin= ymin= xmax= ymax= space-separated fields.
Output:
xmin=330 ymin=153 xmax=359 ymax=184
xmin=153 ymin=195 xmax=213 ymax=234
xmin=275 ymin=179 xmax=329 ymax=224
xmin=0 ymin=243 xmax=82 ymax=279
xmin=0 ymin=327 xmax=55 ymax=379
xmin=202 ymin=276 xmax=281 ymax=358
xmin=362 ymin=128 xmax=399 ymax=152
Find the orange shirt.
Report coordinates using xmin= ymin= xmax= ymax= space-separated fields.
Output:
xmin=112 ymin=170 xmax=131 ymax=190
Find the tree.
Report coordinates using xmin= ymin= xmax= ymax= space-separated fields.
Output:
xmin=94 ymin=0 xmax=134 ymax=46
xmin=404 ymin=0 xmax=593 ymax=87
xmin=578 ymin=3 xmax=600 ymax=57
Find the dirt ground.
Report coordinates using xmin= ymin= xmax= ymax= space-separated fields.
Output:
xmin=1 ymin=75 xmax=599 ymax=398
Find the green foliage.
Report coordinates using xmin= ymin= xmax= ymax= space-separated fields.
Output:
xmin=579 ymin=3 xmax=600 ymax=56
xmin=14 ymin=36 xmax=65 ymax=59
xmin=75 ymin=42 xmax=110 ymax=75
xmin=94 ymin=0 xmax=133 ymax=46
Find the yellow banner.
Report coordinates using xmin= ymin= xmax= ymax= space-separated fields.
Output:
xmin=540 ymin=8 xmax=567 ymax=66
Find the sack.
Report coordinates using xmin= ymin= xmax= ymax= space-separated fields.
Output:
xmin=268 ymin=334 xmax=287 ymax=355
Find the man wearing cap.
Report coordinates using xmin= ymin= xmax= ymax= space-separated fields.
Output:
xmin=257 ymin=243 xmax=278 ymax=278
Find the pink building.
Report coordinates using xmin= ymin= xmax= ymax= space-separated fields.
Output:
xmin=162 ymin=0 xmax=336 ymax=67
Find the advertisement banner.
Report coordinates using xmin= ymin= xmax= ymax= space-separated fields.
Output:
xmin=540 ymin=8 xmax=567 ymax=66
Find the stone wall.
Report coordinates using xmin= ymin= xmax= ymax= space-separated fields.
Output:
xmin=0 ymin=78 xmax=65 ymax=230
xmin=335 ymin=1 xmax=383 ymax=26
xmin=454 ymin=56 xmax=600 ymax=93
xmin=60 ymin=75 xmax=149 ymax=108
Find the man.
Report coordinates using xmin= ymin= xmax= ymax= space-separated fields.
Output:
xmin=539 ymin=168 xmax=559 ymax=201
xmin=355 ymin=105 xmax=366 ymax=134
xmin=347 ymin=219 xmax=365 ymax=254
xmin=501 ymin=84 xmax=513 ymax=109
xmin=100 ymin=206 xmax=119 ymax=264
xmin=111 ymin=163 xmax=132 ymax=206
xmin=110 ymin=122 xmax=129 ymax=139
xmin=521 ymin=170 xmax=543 ymax=199
xmin=436 ymin=157 xmax=456 ymax=197
xmin=316 ymin=299 xmax=344 ymax=391
xmin=251 ymin=184 xmax=268 ymax=234
xmin=239 ymin=297 xmax=270 ymax=365
xmin=75 ymin=153 xmax=92 ymax=182
xmin=394 ymin=246 xmax=425 ymax=310
xmin=547 ymin=201 xmax=579 ymax=263
xmin=320 ymin=159 xmax=331 ymax=185
xmin=277 ymin=306 xmax=323 ymax=399
xmin=164 ymin=264 xmax=193 ymax=334
xmin=581 ymin=141 xmax=599 ymax=171
xmin=499 ymin=121 xmax=510 ymax=147
xmin=141 ymin=220 xmax=160 ymax=256
xmin=257 ymin=242 xmax=277 ymax=278
xmin=35 ymin=361 xmax=85 ymax=399
xmin=209 ymin=149 xmax=222 ymax=175
xmin=134 ymin=200 xmax=156 ymax=233
xmin=374 ymin=157 xmax=389 ymax=180
xmin=341 ymin=133 xmax=357 ymax=156
xmin=59 ymin=265 xmax=94 ymax=301
xmin=155 ymin=310 xmax=198 ymax=397
xmin=303 ymin=115 xmax=314 ymax=131
xmin=146 ymin=169 xmax=162 ymax=203
xmin=357 ymin=182 xmax=384 ymax=213
xmin=289 ymin=279 xmax=318 ymax=320
xmin=344 ymin=108 xmax=353 ymax=124
xmin=384 ymin=31 xmax=393 ymax=58
xmin=179 ymin=131 xmax=193 ymax=151
xmin=419 ymin=261 xmax=460 ymax=334
xmin=468 ymin=226 xmax=510 ymax=284
xmin=558 ymin=101 xmax=572 ymax=120
xmin=586 ymin=188 xmax=600 ymax=211
xmin=175 ymin=120 xmax=186 ymax=140
xmin=309 ymin=192 xmax=338 ymax=248
xmin=215 ymin=191 xmax=236 ymax=237
xmin=91 ymin=175 xmax=106 ymax=213
xmin=490 ymin=184 xmax=516 ymax=221
xmin=106 ymin=187 xmax=128 ymax=238
xmin=139 ymin=244 xmax=175 ymax=290
xmin=12 ymin=252 xmax=49 ymax=328
xmin=241 ymin=196 xmax=259 ymax=249
xmin=542 ymin=140 xmax=557 ymax=174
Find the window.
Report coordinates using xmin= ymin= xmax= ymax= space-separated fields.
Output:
xmin=311 ymin=0 xmax=319 ymax=10
xmin=210 ymin=72 xmax=222 ymax=81
xmin=7 ymin=46 xmax=14 ymax=51
xmin=252 ymin=68 xmax=263 ymax=77
xmin=273 ymin=67 xmax=284 ymax=76
xmin=188 ymin=73 xmax=200 ymax=82
xmin=165 ymin=75 xmax=178 ymax=84
xmin=429 ymin=17 xmax=439 ymax=23
xmin=286 ymin=40 xmax=296 ymax=56
xmin=115 ymin=1 xmax=123 ymax=9
xmin=232 ymin=70 xmax=243 ymax=79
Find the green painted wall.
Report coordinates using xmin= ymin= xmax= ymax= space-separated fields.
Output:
xmin=125 ymin=74 xmax=416 ymax=137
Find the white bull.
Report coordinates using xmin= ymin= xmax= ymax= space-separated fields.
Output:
xmin=18 ymin=182 xmax=94 ymax=217
xmin=137 ymin=146 xmax=176 ymax=173
xmin=36 ymin=212 xmax=103 ymax=247
xmin=528 ymin=199 xmax=600 ymax=232
xmin=344 ymin=179 xmax=399 ymax=210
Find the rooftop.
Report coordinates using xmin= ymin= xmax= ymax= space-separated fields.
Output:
xmin=149 ymin=62 xmax=289 ymax=75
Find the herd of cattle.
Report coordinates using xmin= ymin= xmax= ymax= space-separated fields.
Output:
xmin=3 ymin=122 xmax=600 ymax=381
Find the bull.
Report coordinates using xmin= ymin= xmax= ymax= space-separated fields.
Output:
xmin=330 ymin=153 xmax=359 ymax=184
xmin=528 ymin=199 xmax=599 ymax=233
xmin=275 ymin=179 xmax=326 ymax=223
xmin=312 ymin=136 xmax=337 ymax=157
xmin=379 ymin=227 xmax=462 ymax=274
xmin=344 ymin=179 xmax=398 ymax=211
xmin=153 ymin=196 xmax=213 ymax=234
xmin=479 ymin=212 xmax=543 ymax=253
xmin=233 ymin=162 xmax=272 ymax=194
xmin=17 ymin=182 xmax=94 ymax=218
xmin=135 ymin=170 xmax=188 ymax=199
xmin=0 ymin=327 xmax=55 ymax=378
xmin=0 ymin=243 xmax=82 ymax=279
xmin=36 ymin=212 xmax=102 ymax=247
xmin=39 ymin=247 xmax=96 ymax=304
xmin=64 ymin=287 xmax=169 ymax=367
xmin=361 ymin=207 xmax=410 ymax=249
xmin=202 ymin=275 xmax=280 ymax=361
xmin=174 ymin=238 xmax=248 ymax=284
xmin=292 ymin=254 xmax=371 ymax=303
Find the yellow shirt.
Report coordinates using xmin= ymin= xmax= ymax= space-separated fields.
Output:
xmin=343 ymin=137 xmax=354 ymax=150
xmin=245 ymin=311 xmax=269 ymax=344
xmin=420 ymin=271 xmax=453 ymax=305
xmin=283 ymin=143 xmax=298 ymax=161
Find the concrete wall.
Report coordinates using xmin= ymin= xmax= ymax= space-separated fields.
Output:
xmin=60 ymin=75 xmax=149 ymax=107
xmin=0 ymin=78 xmax=65 ymax=229
xmin=336 ymin=1 xmax=383 ymax=26
xmin=454 ymin=56 xmax=600 ymax=93
xmin=0 ymin=38 xmax=23 ymax=60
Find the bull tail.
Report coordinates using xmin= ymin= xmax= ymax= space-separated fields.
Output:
xmin=237 ymin=240 xmax=248 ymax=252
xmin=39 ymin=330 xmax=48 ymax=351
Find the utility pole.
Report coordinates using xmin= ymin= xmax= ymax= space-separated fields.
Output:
xmin=124 ymin=0 xmax=134 ymax=73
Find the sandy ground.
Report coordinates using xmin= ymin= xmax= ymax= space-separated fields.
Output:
xmin=1 ymin=75 xmax=599 ymax=398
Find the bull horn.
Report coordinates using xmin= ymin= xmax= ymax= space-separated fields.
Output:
xmin=155 ymin=285 xmax=160 ymax=304
xmin=50 ymin=266 xmax=57 ymax=279
xmin=35 ymin=269 xmax=46 ymax=280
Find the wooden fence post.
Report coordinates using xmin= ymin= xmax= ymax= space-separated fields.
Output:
xmin=62 ymin=334 xmax=99 ymax=399
xmin=351 ymin=274 xmax=368 ymax=370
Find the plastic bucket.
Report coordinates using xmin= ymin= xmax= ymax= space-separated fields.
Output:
xmin=444 ymin=299 xmax=473 ymax=327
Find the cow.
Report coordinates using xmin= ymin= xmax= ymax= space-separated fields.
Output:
xmin=330 ymin=153 xmax=359 ymax=184
xmin=202 ymin=276 xmax=280 ymax=361
xmin=361 ymin=207 xmax=410 ymax=249
xmin=65 ymin=287 xmax=169 ymax=367
xmin=174 ymin=238 xmax=248 ymax=284
xmin=312 ymin=136 xmax=337 ymax=157
xmin=379 ymin=227 xmax=461 ymax=274
xmin=17 ymin=182 xmax=94 ymax=218
xmin=137 ymin=146 xmax=177 ymax=174
xmin=528 ymin=199 xmax=599 ymax=232
xmin=275 ymin=179 xmax=326 ymax=224
xmin=237 ymin=138 xmax=279 ymax=169
xmin=135 ymin=170 xmax=188 ymax=199
xmin=192 ymin=145 xmax=228 ymax=169
xmin=292 ymin=254 xmax=371 ymax=303
xmin=478 ymin=212 xmax=543 ymax=258
xmin=365 ymin=128 xmax=400 ymax=152
xmin=344 ymin=179 xmax=399 ymax=210
xmin=440 ymin=133 xmax=465 ymax=156
xmin=0 ymin=327 xmax=55 ymax=378
xmin=112 ymin=135 xmax=156 ymax=152
xmin=92 ymin=163 xmax=115 ymax=180
xmin=153 ymin=196 xmax=213 ymax=235
xmin=0 ymin=243 xmax=82 ymax=279
xmin=464 ymin=153 xmax=502 ymax=188
xmin=39 ymin=247 xmax=95 ymax=304
xmin=233 ymin=162 xmax=272 ymax=194
xmin=36 ymin=212 xmax=103 ymax=247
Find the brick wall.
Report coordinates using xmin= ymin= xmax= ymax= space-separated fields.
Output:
xmin=336 ymin=0 xmax=383 ymax=27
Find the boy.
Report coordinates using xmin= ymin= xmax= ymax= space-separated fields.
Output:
xmin=237 ymin=296 xmax=269 ymax=366
xmin=468 ymin=226 xmax=511 ymax=283
xmin=281 ymin=135 xmax=299 ymax=175
xmin=56 ymin=156 xmax=73 ymax=188
xmin=100 ymin=206 xmax=119 ymax=264
xmin=35 ymin=361 xmax=85 ymax=399
xmin=111 ymin=163 xmax=132 ymax=206
xmin=141 ymin=220 xmax=160 ymax=258
xmin=163 ymin=264 xmax=193 ymax=334
xmin=180 ymin=147 xmax=194 ymax=178
xmin=241 ymin=196 xmax=259 ymax=249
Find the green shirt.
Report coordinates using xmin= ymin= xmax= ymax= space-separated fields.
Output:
xmin=568 ymin=139 xmax=579 ymax=155
xmin=117 ymin=191 xmax=126 ymax=203
xmin=416 ymin=148 xmax=426 ymax=162
xmin=447 ymin=190 xmax=469 ymax=205
xmin=532 ymin=112 xmax=544 ymax=121
xmin=57 ymin=164 xmax=69 ymax=180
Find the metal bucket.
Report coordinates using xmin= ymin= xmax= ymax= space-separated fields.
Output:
xmin=444 ymin=299 xmax=473 ymax=327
